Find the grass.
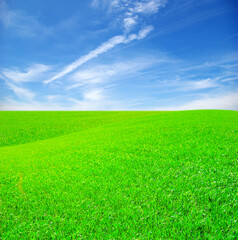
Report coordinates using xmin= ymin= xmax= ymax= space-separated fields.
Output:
xmin=0 ymin=110 xmax=237 ymax=239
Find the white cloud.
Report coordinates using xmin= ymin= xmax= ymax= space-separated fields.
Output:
xmin=0 ymin=0 xmax=11 ymax=26
xmin=0 ymin=98 xmax=64 ymax=111
xmin=111 ymin=0 xmax=120 ymax=8
xmin=110 ymin=0 xmax=126 ymax=12
xmin=91 ymin=0 xmax=99 ymax=8
xmin=153 ymin=7 xmax=229 ymax=39
xmin=5 ymin=82 xmax=35 ymax=101
xmin=178 ymin=92 xmax=238 ymax=110
xmin=0 ymin=63 xmax=50 ymax=103
xmin=71 ymin=69 xmax=114 ymax=82
xmin=67 ymin=67 xmax=114 ymax=89
xmin=45 ymin=35 xmax=126 ymax=84
xmin=45 ymin=26 xmax=154 ymax=84
xmin=184 ymin=78 xmax=218 ymax=91
xmin=110 ymin=0 xmax=167 ymax=15
xmin=46 ymin=95 xmax=62 ymax=102
xmin=157 ymin=77 xmax=219 ymax=92
xmin=0 ymin=0 xmax=51 ymax=37
xmin=1 ymin=64 xmax=50 ymax=83
xmin=221 ymin=76 xmax=238 ymax=82
xmin=83 ymin=89 xmax=104 ymax=101
xmin=138 ymin=25 xmax=154 ymax=39
xmin=124 ymin=16 xmax=137 ymax=32
xmin=156 ymin=74 xmax=222 ymax=93
xmin=66 ymin=86 xmax=114 ymax=110
xmin=156 ymin=91 xmax=238 ymax=111
xmin=67 ymin=55 xmax=163 ymax=90
xmin=125 ymin=25 xmax=154 ymax=41
xmin=108 ymin=0 xmax=167 ymax=33
xmin=133 ymin=0 xmax=167 ymax=15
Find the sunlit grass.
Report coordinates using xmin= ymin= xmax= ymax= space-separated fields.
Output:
xmin=0 ymin=110 xmax=237 ymax=239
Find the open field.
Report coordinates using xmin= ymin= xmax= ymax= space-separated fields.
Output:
xmin=0 ymin=110 xmax=237 ymax=239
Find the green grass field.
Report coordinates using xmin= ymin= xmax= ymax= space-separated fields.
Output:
xmin=0 ymin=110 xmax=237 ymax=239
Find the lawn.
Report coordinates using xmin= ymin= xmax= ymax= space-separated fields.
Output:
xmin=0 ymin=110 xmax=237 ymax=239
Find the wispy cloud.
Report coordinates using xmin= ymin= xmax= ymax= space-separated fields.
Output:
xmin=67 ymin=55 xmax=164 ymax=89
xmin=5 ymin=82 xmax=35 ymax=101
xmin=136 ymin=25 xmax=154 ymax=39
xmin=44 ymin=35 xmax=126 ymax=84
xmin=67 ymin=68 xmax=112 ymax=90
xmin=177 ymin=78 xmax=219 ymax=91
xmin=91 ymin=0 xmax=99 ymax=8
xmin=132 ymin=0 xmax=167 ymax=15
xmin=46 ymin=95 xmax=62 ymax=102
xmin=109 ymin=0 xmax=167 ymax=15
xmin=83 ymin=88 xmax=105 ymax=101
xmin=0 ymin=63 xmax=50 ymax=101
xmin=153 ymin=78 xmax=220 ymax=95
xmin=154 ymin=6 xmax=229 ymax=38
xmin=0 ymin=0 xmax=51 ymax=37
xmin=221 ymin=76 xmax=238 ymax=82
xmin=1 ymin=0 xmax=236 ymax=111
xmin=0 ymin=97 xmax=64 ymax=110
xmin=45 ymin=26 xmax=154 ymax=84
xmin=154 ymin=91 xmax=238 ymax=111
xmin=1 ymin=64 xmax=50 ymax=83
xmin=176 ymin=91 xmax=238 ymax=110
xmin=109 ymin=0 xmax=167 ymax=33
xmin=186 ymin=78 xmax=218 ymax=90
xmin=123 ymin=16 xmax=137 ymax=32
xmin=44 ymin=0 xmax=168 ymax=84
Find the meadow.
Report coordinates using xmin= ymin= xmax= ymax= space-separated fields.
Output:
xmin=0 ymin=110 xmax=237 ymax=239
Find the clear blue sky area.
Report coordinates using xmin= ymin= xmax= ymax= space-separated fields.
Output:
xmin=0 ymin=0 xmax=237 ymax=110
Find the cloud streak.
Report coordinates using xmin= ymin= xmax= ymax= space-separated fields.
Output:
xmin=109 ymin=0 xmax=167 ymax=33
xmin=0 ymin=0 xmax=51 ymax=38
xmin=44 ymin=1 xmax=164 ymax=84
xmin=5 ymin=82 xmax=35 ymax=101
xmin=133 ymin=0 xmax=167 ymax=15
xmin=44 ymin=0 xmax=167 ymax=84
xmin=44 ymin=35 xmax=125 ymax=84
xmin=67 ymin=55 xmax=162 ymax=90
xmin=124 ymin=16 xmax=137 ymax=32
xmin=1 ymin=64 xmax=50 ymax=83
xmin=177 ymin=92 xmax=238 ymax=110
xmin=45 ymin=26 xmax=154 ymax=84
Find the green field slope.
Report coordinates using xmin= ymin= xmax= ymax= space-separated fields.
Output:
xmin=0 ymin=110 xmax=237 ymax=239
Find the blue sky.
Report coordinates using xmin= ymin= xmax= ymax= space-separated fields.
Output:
xmin=0 ymin=0 xmax=237 ymax=110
